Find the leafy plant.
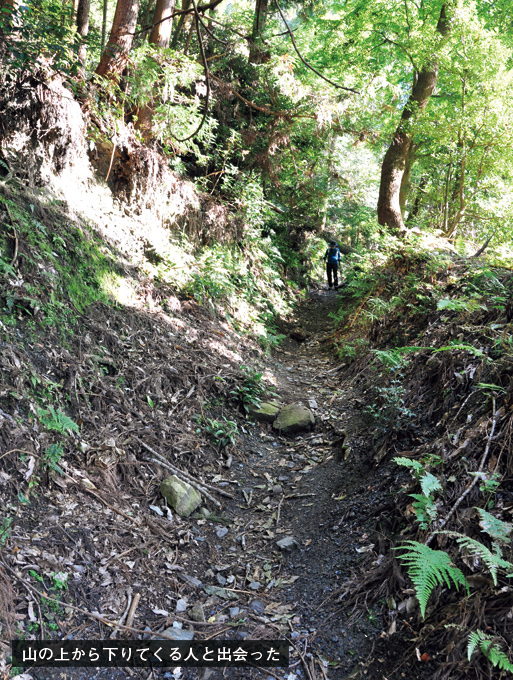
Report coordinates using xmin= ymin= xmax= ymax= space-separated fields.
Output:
xmin=439 ymin=531 xmax=513 ymax=586
xmin=36 ymin=407 xmax=79 ymax=435
xmin=394 ymin=457 xmax=441 ymax=528
xmin=0 ymin=517 xmax=13 ymax=545
xmin=41 ymin=444 xmax=65 ymax=477
xmin=476 ymin=508 xmax=512 ymax=543
xmin=437 ymin=297 xmax=486 ymax=314
xmin=229 ymin=366 xmax=269 ymax=412
xmin=468 ymin=630 xmax=513 ymax=672
xmin=365 ymin=380 xmax=415 ymax=433
xmin=196 ymin=416 xmax=238 ymax=448
xmin=395 ymin=541 xmax=468 ymax=618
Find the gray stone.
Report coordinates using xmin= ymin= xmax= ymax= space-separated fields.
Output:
xmin=160 ymin=476 xmax=202 ymax=518
xmin=273 ymin=403 xmax=315 ymax=435
xmin=216 ymin=573 xmax=227 ymax=587
xmin=248 ymin=581 xmax=262 ymax=590
xmin=189 ymin=604 xmax=206 ymax=622
xmin=159 ymin=627 xmax=195 ymax=641
xmin=272 ymin=484 xmax=283 ymax=495
xmin=176 ymin=598 xmax=187 ymax=612
xmin=248 ymin=400 xmax=281 ymax=423
xmin=216 ymin=527 xmax=229 ymax=538
xmin=276 ymin=536 xmax=298 ymax=551
xmin=229 ymin=607 xmax=240 ymax=619
xmin=249 ymin=600 xmax=265 ymax=614
xmin=204 ymin=586 xmax=238 ymax=600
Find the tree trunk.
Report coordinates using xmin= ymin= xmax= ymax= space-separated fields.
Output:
xmin=149 ymin=0 xmax=175 ymax=46
xmin=170 ymin=0 xmax=191 ymax=48
xmin=135 ymin=0 xmax=176 ymax=135
xmin=76 ymin=0 xmax=91 ymax=71
xmin=96 ymin=0 xmax=140 ymax=78
xmin=398 ymin=141 xmax=417 ymax=216
xmin=377 ymin=4 xmax=451 ymax=233
xmin=249 ymin=0 xmax=268 ymax=63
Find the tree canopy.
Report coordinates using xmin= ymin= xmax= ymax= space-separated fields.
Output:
xmin=1 ymin=0 xmax=513 ymax=260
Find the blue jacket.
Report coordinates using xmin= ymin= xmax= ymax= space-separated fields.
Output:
xmin=324 ymin=246 xmax=341 ymax=264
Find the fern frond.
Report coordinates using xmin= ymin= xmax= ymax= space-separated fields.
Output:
xmin=37 ymin=406 xmax=79 ymax=435
xmin=393 ymin=457 xmax=423 ymax=473
xmin=476 ymin=508 xmax=512 ymax=543
xmin=467 ymin=629 xmax=513 ymax=671
xmin=441 ymin=531 xmax=513 ymax=585
xmin=396 ymin=541 xmax=468 ymax=618
xmin=420 ymin=472 xmax=442 ymax=497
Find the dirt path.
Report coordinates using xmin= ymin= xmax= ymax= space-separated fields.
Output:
xmin=178 ymin=285 xmax=386 ymax=680
xmin=19 ymin=286 xmax=390 ymax=680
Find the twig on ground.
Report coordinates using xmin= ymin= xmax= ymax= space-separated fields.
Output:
xmin=288 ymin=636 xmax=316 ymax=680
xmin=1 ymin=559 xmax=204 ymax=640
xmin=4 ymin=201 xmax=19 ymax=267
xmin=0 ymin=448 xmax=32 ymax=463
xmin=426 ymin=402 xmax=502 ymax=545
xmin=138 ymin=439 xmax=234 ymax=499
xmin=125 ymin=592 xmax=141 ymax=628
xmin=110 ymin=590 xmax=133 ymax=639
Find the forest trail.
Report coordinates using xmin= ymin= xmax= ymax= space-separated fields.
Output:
xmin=15 ymin=284 xmax=389 ymax=680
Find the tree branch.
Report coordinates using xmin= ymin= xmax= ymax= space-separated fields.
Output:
xmin=209 ymin=73 xmax=313 ymax=118
xmin=168 ymin=0 xmax=211 ymax=142
xmin=272 ymin=0 xmax=360 ymax=94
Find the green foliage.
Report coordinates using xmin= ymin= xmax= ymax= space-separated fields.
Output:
xmin=437 ymin=297 xmax=487 ymax=314
xmin=468 ymin=630 xmax=513 ymax=672
xmin=439 ymin=531 xmax=513 ymax=586
xmin=470 ymin=470 xmax=501 ymax=495
xmin=229 ymin=366 xmax=269 ymax=413
xmin=476 ymin=508 xmax=512 ymax=543
xmin=37 ymin=407 xmax=79 ymax=436
xmin=396 ymin=541 xmax=468 ymax=619
xmin=336 ymin=338 xmax=370 ymax=364
xmin=41 ymin=444 xmax=65 ymax=477
xmin=394 ymin=457 xmax=441 ymax=529
xmin=196 ymin=416 xmax=238 ymax=449
xmin=0 ymin=517 xmax=13 ymax=545
xmin=365 ymin=380 xmax=415 ymax=434
xmin=372 ymin=348 xmax=410 ymax=371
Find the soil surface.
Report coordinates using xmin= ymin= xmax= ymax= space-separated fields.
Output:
xmin=5 ymin=285 xmax=399 ymax=680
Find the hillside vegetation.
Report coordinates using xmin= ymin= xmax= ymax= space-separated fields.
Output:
xmin=2 ymin=0 xmax=513 ymax=678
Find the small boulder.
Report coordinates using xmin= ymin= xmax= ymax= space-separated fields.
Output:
xmin=290 ymin=329 xmax=307 ymax=342
xmin=273 ymin=403 xmax=315 ymax=435
xmin=159 ymin=627 xmax=194 ymax=641
xmin=276 ymin=536 xmax=298 ymax=551
xmin=189 ymin=604 xmax=206 ymax=622
xmin=160 ymin=476 xmax=202 ymax=518
xmin=248 ymin=400 xmax=281 ymax=423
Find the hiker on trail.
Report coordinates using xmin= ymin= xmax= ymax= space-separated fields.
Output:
xmin=323 ymin=241 xmax=342 ymax=289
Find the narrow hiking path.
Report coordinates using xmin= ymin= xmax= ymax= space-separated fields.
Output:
xmin=177 ymin=284 xmax=391 ymax=680
xmin=14 ymin=284 xmax=396 ymax=680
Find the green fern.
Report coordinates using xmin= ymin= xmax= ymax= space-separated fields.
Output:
xmin=468 ymin=630 xmax=513 ymax=672
xmin=393 ymin=456 xmax=423 ymax=474
xmin=36 ymin=406 xmax=79 ymax=435
xmin=476 ymin=508 xmax=512 ymax=544
xmin=394 ymin=458 xmax=441 ymax=528
xmin=420 ymin=472 xmax=442 ymax=497
xmin=410 ymin=493 xmax=438 ymax=529
xmin=440 ymin=531 xmax=513 ymax=585
xmin=396 ymin=541 xmax=468 ymax=618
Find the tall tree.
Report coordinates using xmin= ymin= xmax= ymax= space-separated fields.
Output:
xmin=76 ymin=0 xmax=91 ymax=71
xmin=135 ymin=0 xmax=176 ymax=135
xmin=377 ymin=4 xmax=452 ymax=233
xmin=149 ymin=0 xmax=175 ymax=46
xmin=96 ymin=0 xmax=140 ymax=78
xmin=249 ymin=0 xmax=268 ymax=63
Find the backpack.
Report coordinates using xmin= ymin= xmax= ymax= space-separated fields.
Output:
xmin=327 ymin=246 xmax=340 ymax=264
